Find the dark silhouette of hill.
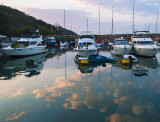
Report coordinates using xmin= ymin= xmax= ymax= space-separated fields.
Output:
xmin=0 ymin=5 xmax=77 ymax=36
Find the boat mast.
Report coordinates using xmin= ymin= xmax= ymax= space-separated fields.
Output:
xmin=99 ymin=7 xmax=101 ymax=35
xmin=111 ymin=6 xmax=113 ymax=35
xmin=132 ymin=3 xmax=135 ymax=35
xmin=156 ymin=12 xmax=159 ymax=35
xmin=64 ymin=9 xmax=67 ymax=79
xmin=64 ymin=10 xmax=65 ymax=29
xmin=148 ymin=23 xmax=150 ymax=32
xmin=87 ymin=18 xmax=88 ymax=35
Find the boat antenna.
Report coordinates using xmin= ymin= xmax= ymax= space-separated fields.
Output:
xmin=132 ymin=3 xmax=135 ymax=35
xmin=98 ymin=7 xmax=101 ymax=35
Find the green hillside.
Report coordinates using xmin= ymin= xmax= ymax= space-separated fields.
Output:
xmin=0 ymin=5 xmax=77 ymax=36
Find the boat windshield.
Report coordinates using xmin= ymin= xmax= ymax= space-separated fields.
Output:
xmin=11 ymin=41 xmax=29 ymax=48
xmin=80 ymin=35 xmax=94 ymax=39
xmin=137 ymin=41 xmax=154 ymax=45
xmin=29 ymin=42 xmax=37 ymax=45
xmin=14 ymin=41 xmax=29 ymax=45
xmin=114 ymin=40 xmax=128 ymax=45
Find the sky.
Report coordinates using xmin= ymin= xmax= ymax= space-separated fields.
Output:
xmin=0 ymin=0 xmax=160 ymax=34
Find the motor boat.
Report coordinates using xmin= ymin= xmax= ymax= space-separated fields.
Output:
xmin=2 ymin=30 xmax=47 ymax=56
xmin=111 ymin=37 xmax=132 ymax=55
xmin=131 ymin=31 xmax=159 ymax=57
xmin=74 ymin=31 xmax=98 ymax=57
xmin=44 ymin=36 xmax=57 ymax=47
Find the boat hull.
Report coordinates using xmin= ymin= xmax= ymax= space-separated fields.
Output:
xmin=89 ymin=55 xmax=107 ymax=62
xmin=111 ymin=45 xmax=132 ymax=55
xmin=76 ymin=49 xmax=98 ymax=57
xmin=133 ymin=46 xmax=159 ymax=57
xmin=3 ymin=47 xmax=47 ymax=56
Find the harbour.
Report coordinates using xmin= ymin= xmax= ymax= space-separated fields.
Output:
xmin=1 ymin=2 xmax=160 ymax=121
xmin=0 ymin=45 xmax=160 ymax=121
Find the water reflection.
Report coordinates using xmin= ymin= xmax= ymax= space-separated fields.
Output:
xmin=0 ymin=49 xmax=160 ymax=122
xmin=74 ymin=56 xmax=107 ymax=74
xmin=47 ymin=47 xmax=57 ymax=59
xmin=31 ymin=59 xmax=160 ymax=122
xmin=0 ymin=53 xmax=47 ymax=79
xmin=110 ymin=54 xmax=160 ymax=75
xmin=137 ymin=56 xmax=159 ymax=68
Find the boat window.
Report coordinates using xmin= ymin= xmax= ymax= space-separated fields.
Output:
xmin=29 ymin=42 xmax=37 ymax=45
xmin=114 ymin=40 xmax=128 ymax=45
xmin=121 ymin=41 xmax=129 ymax=45
xmin=13 ymin=41 xmax=29 ymax=45
xmin=137 ymin=41 xmax=154 ymax=45
xmin=37 ymin=43 xmax=42 ymax=46
xmin=31 ymin=35 xmax=41 ymax=38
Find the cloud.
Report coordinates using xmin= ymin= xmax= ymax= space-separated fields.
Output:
xmin=69 ymin=0 xmax=160 ymax=15
xmin=10 ymin=88 xmax=24 ymax=98
xmin=5 ymin=111 xmax=26 ymax=121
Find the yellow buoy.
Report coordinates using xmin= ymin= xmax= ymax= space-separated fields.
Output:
xmin=80 ymin=59 xmax=89 ymax=64
xmin=121 ymin=59 xmax=130 ymax=64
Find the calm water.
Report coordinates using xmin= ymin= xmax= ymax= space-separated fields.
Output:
xmin=0 ymin=47 xmax=160 ymax=122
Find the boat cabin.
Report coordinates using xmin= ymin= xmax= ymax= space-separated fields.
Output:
xmin=132 ymin=38 xmax=154 ymax=45
xmin=11 ymin=41 xmax=43 ymax=48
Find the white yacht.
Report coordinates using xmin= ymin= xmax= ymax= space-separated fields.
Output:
xmin=2 ymin=30 xmax=47 ymax=56
xmin=74 ymin=31 xmax=98 ymax=57
xmin=131 ymin=31 xmax=159 ymax=57
xmin=111 ymin=37 xmax=132 ymax=55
